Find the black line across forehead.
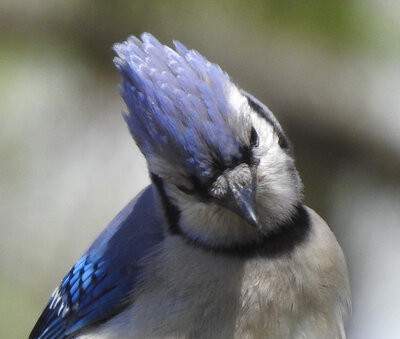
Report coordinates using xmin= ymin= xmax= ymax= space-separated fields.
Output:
xmin=241 ymin=90 xmax=291 ymax=153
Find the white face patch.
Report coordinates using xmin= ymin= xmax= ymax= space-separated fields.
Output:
xmin=227 ymin=85 xmax=248 ymax=115
xmin=160 ymin=94 xmax=303 ymax=248
xmin=226 ymin=84 xmax=253 ymax=144
xmin=147 ymin=77 xmax=302 ymax=247
xmin=248 ymin=107 xmax=303 ymax=227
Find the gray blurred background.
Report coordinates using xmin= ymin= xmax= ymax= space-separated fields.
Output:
xmin=1 ymin=1 xmax=399 ymax=338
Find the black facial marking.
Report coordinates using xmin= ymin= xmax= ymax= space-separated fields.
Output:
xmin=189 ymin=175 xmax=211 ymax=202
xmin=151 ymin=170 xmax=309 ymax=259
xmin=246 ymin=95 xmax=291 ymax=152
xmin=176 ymin=184 xmax=196 ymax=196
xmin=150 ymin=173 xmax=182 ymax=235
xmin=239 ymin=144 xmax=253 ymax=167
xmin=186 ymin=204 xmax=310 ymax=258
xmin=156 ymin=186 xmax=310 ymax=259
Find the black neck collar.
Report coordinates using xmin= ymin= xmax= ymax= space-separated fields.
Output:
xmin=151 ymin=173 xmax=311 ymax=259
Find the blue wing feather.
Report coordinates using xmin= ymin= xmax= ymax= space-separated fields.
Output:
xmin=30 ymin=186 xmax=164 ymax=339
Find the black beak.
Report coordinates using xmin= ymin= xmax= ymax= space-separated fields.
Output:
xmin=228 ymin=180 xmax=259 ymax=228
xmin=210 ymin=164 xmax=259 ymax=229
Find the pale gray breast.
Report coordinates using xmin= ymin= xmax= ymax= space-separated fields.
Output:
xmin=236 ymin=207 xmax=350 ymax=339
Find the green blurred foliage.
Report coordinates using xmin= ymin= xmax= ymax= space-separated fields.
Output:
xmin=0 ymin=279 xmax=39 ymax=338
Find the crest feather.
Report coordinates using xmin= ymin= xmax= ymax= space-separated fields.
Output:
xmin=114 ymin=33 xmax=248 ymax=180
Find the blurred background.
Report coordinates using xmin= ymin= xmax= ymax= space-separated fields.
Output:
xmin=1 ymin=1 xmax=399 ymax=338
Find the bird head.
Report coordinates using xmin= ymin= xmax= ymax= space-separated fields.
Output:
xmin=114 ymin=33 xmax=302 ymax=247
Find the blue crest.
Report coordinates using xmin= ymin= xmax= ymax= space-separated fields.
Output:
xmin=114 ymin=33 xmax=246 ymax=180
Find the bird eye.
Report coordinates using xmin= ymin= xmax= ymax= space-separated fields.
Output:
xmin=250 ymin=127 xmax=259 ymax=147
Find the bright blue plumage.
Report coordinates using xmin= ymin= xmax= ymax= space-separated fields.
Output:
xmin=31 ymin=33 xmax=252 ymax=339
xmin=114 ymin=33 xmax=246 ymax=180
xmin=30 ymin=32 xmax=350 ymax=339
xmin=29 ymin=187 xmax=164 ymax=338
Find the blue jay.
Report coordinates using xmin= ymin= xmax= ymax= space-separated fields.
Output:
xmin=30 ymin=33 xmax=350 ymax=339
